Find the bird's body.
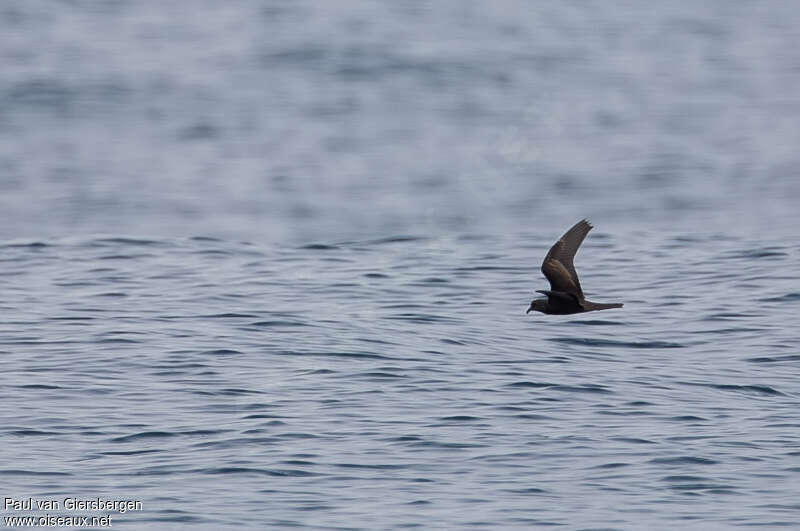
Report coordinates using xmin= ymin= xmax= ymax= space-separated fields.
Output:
xmin=527 ymin=219 xmax=623 ymax=315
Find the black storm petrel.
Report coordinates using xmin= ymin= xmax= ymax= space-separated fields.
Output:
xmin=527 ymin=219 xmax=623 ymax=315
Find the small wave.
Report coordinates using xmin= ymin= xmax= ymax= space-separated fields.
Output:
xmin=505 ymin=381 xmax=612 ymax=394
xmin=440 ymin=338 xmax=468 ymax=345
xmin=662 ymin=475 xmax=708 ymax=482
xmin=366 ymin=235 xmax=428 ymax=245
xmin=454 ymin=265 xmax=518 ymax=272
xmin=712 ymin=384 xmax=784 ymax=396
xmin=16 ymin=384 xmax=62 ymax=390
xmin=200 ymin=467 xmax=319 ymax=477
xmin=2 ymin=339 xmax=79 ymax=346
xmin=380 ymin=303 xmax=426 ymax=310
xmin=693 ymin=327 xmax=767 ymax=334
xmin=100 ymin=449 xmax=162 ymax=456
xmin=417 ymin=277 xmax=449 ymax=284
xmin=357 ymin=338 xmax=397 ymax=347
xmin=190 ymin=249 xmax=233 ymax=256
xmin=666 ymin=415 xmax=707 ymax=422
xmin=612 ymin=437 xmax=656 ymax=444
xmin=409 ymin=440 xmax=487 ymax=449
xmin=200 ymin=349 xmax=243 ymax=356
xmin=0 ymin=469 xmax=71 ymax=476
xmin=666 ymin=481 xmax=736 ymax=492
xmin=569 ymin=319 xmax=626 ymax=326
xmin=285 ymin=350 xmax=392 ymax=360
xmin=96 ymin=337 xmax=139 ymax=344
xmin=274 ymin=432 xmax=320 ymax=440
xmin=682 ymin=382 xmax=784 ymax=396
xmin=385 ymin=313 xmax=460 ymax=324
xmin=592 ymin=462 xmax=630 ymax=469
xmin=9 ymin=429 xmax=59 ymax=436
xmin=334 ymin=463 xmax=407 ymax=470
xmin=91 ymin=237 xmax=164 ymax=246
xmin=702 ymin=312 xmax=760 ymax=321
xmin=303 ymin=368 xmax=336 ymax=375
xmin=110 ymin=431 xmax=177 ymax=443
xmin=551 ymin=384 xmax=613 ymax=394
xmin=502 ymin=488 xmax=550 ymax=496
xmin=248 ymin=320 xmax=307 ymax=327
xmin=299 ymin=243 xmax=339 ymax=250
xmin=649 ymin=456 xmax=718 ymax=465
xmin=746 ymin=355 xmax=800 ymax=363
xmin=549 ymin=337 xmax=684 ymax=349
xmin=512 ymin=414 xmax=556 ymax=420
xmin=506 ymin=381 xmax=554 ymax=388
xmin=1 ymin=241 xmax=51 ymax=248
xmin=723 ymin=248 xmax=787 ymax=259
xmin=212 ymin=388 xmax=263 ymax=396
xmin=763 ymin=292 xmax=800 ymax=302
xmin=355 ymin=371 xmax=405 ymax=379
xmin=281 ymin=459 xmax=316 ymax=466
xmin=240 ymin=414 xmax=283 ymax=421
xmin=384 ymin=435 xmax=423 ymax=442
xmin=406 ymin=500 xmax=432 ymax=505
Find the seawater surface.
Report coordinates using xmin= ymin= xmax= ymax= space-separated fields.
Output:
xmin=2 ymin=232 xmax=799 ymax=529
xmin=2 ymin=0 xmax=800 ymax=529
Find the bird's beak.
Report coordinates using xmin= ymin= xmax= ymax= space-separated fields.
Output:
xmin=526 ymin=307 xmax=532 ymax=314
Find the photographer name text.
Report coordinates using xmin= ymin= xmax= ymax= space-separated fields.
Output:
xmin=4 ymin=497 xmax=141 ymax=513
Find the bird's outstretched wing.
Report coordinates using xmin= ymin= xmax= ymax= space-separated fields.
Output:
xmin=540 ymin=219 xmax=592 ymax=297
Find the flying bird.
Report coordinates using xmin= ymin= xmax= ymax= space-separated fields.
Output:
xmin=527 ymin=219 xmax=623 ymax=315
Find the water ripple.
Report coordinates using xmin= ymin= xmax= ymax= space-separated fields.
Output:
xmin=548 ymin=337 xmax=685 ymax=349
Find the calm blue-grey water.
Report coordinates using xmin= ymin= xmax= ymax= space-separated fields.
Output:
xmin=2 ymin=1 xmax=800 ymax=529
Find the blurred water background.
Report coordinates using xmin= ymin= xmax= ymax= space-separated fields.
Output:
xmin=2 ymin=1 xmax=800 ymax=529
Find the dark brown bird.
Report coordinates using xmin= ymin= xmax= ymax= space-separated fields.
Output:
xmin=527 ymin=219 xmax=623 ymax=315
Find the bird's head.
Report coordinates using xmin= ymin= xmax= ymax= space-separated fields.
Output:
xmin=526 ymin=299 xmax=547 ymax=314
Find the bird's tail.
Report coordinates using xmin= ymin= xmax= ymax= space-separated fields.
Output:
xmin=585 ymin=302 xmax=623 ymax=311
